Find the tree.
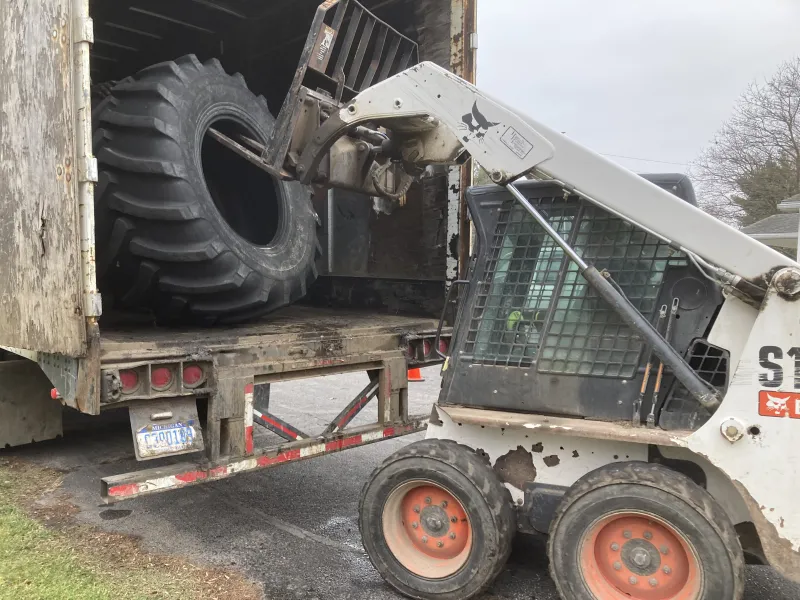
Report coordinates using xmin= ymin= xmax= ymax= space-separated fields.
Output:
xmin=693 ymin=58 xmax=800 ymax=226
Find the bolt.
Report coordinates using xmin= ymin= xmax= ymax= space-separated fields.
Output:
xmin=491 ymin=170 xmax=503 ymax=183
xmin=394 ymin=98 xmax=403 ymax=108
xmin=725 ymin=425 xmax=739 ymax=439
xmin=411 ymin=522 xmax=418 ymax=529
xmin=66 ymin=173 xmax=71 ymax=182
xmin=65 ymin=158 xmax=71 ymax=167
xmin=623 ymin=530 xmax=632 ymax=539
xmin=610 ymin=543 xmax=620 ymax=552
xmin=52 ymin=30 xmax=58 ymax=39
xmin=441 ymin=500 xmax=448 ymax=508
xmin=663 ymin=566 xmax=672 ymax=575
xmin=421 ymin=536 xmax=428 ymax=544
xmin=613 ymin=562 xmax=622 ymax=571
xmin=425 ymin=496 xmax=432 ymax=504
xmin=451 ymin=516 xmax=458 ymax=523
xmin=449 ymin=532 xmax=456 ymax=540
xmin=644 ymin=531 xmax=653 ymax=540
xmin=413 ymin=505 xmax=420 ymax=514
xmin=649 ymin=578 xmax=658 ymax=587
xmin=296 ymin=164 xmax=306 ymax=174
xmin=629 ymin=576 xmax=638 ymax=585
xmin=660 ymin=546 xmax=669 ymax=555
xmin=61 ymin=34 xmax=67 ymax=43
xmin=631 ymin=549 xmax=650 ymax=568
xmin=437 ymin=541 xmax=444 ymax=548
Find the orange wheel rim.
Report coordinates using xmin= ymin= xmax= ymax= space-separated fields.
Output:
xmin=382 ymin=481 xmax=472 ymax=579
xmin=580 ymin=512 xmax=702 ymax=600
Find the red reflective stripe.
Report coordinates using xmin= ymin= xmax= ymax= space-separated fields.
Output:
xmin=245 ymin=383 xmax=254 ymax=394
xmin=245 ymin=425 xmax=254 ymax=454
xmin=260 ymin=414 xmax=301 ymax=440
xmin=175 ymin=470 xmax=207 ymax=484
xmin=256 ymin=448 xmax=302 ymax=467
xmin=108 ymin=483 xmax=140 ymax=498
xmin=326 ymin=434 xmax=363 ymax=452
xmin=337 ymin=396 xmax=369 ymax=428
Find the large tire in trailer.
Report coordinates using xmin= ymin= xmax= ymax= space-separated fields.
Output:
xmin=93 ymin=55 xmax=320 ymax=325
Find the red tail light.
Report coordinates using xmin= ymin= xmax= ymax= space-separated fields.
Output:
xmin=438 ymin=338 xmax=449 ymax=354
xmin=151 ymin=367 xmax=174 ymax=391
xmin=119 ymin=370 xmax=140 ymax=394
xmin=423 ymin=339 xmax=432 ymax=357
xmin=182 ymin=364 xmax=206 ymax=388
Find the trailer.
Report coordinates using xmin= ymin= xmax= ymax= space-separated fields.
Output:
xmin=0 ymin=0 xmax=476 ymax=496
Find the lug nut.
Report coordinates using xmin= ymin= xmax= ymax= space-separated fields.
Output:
xmin=649 ymin=578 xmax=658 ymax=587
xmin=437 ymin=541 xmax=444 ymax=548
xmin=449 ymin=532 xmax=456 ymax=540
xmin=413 ymin=505 xmax=420 ymax=513
xmin=613 ymin=562 xmax=622 ymax=571
xmin=663 ymin=566 xmax=672 ymax=575
xmin=644 ymin=531 xmax=653 ymax=540
xmin=660 ymin=545 xmax=669 ymax=555
xmin=421 ymin=536 xmax=428 ymax=543
xmin=610 ymin=543 xmax=620 ymax=551
xmin=629 ymin=576 xmax=638 ymax=585
xmin=425 ymin=497 xmax=432 ymax=504
xmin=411 ymin=522 xmax=418 ymax=529
xmin=450 ymin=516 xmax=458 ymax=523
xmin=441 ymin=500 xmax=448 ymax=508
xmin=623 ymin=530 xmax=632 ymax=539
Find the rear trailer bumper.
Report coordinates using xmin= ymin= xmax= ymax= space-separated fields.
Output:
xmin=103 ymin=417 xmax=427 ymax=502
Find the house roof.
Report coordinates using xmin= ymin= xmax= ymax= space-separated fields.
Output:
xmin=741 ymin=212 xmax=800 ymax=236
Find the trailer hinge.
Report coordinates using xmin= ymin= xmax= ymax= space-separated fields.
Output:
xmin=77 ymin=156 xmax=98 ymax=183
xmin=73 ymin=17 xmax=94 ymax=44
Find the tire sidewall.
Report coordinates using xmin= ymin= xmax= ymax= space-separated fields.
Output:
xmin=178 ymin=74 xmax=316 ymax=281
xmin=550 ymin=483 xmax=738 ymax=600
xmin=361 ymin=457 xmax=503 ymax=600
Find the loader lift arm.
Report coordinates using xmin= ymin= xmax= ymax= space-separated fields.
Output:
xmin=287 ymin=60 xmax=800 ymax=413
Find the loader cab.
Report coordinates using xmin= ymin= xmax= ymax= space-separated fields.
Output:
xmin=440 ymin=175 xmax=727 ymax=429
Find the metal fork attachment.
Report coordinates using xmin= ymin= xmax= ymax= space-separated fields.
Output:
xmin=505 ymin=183 xmax=722 ymax=411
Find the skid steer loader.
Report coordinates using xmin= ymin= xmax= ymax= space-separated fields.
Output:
xmin=204 ymin=3 xmax=800 ymax=598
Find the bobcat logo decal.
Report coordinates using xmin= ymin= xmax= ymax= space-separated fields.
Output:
xmin=460 ymin=101 xmax=501 ymax=143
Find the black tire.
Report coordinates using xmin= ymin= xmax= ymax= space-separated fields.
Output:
xmin=548 ymin=461 xmax=744 ymax=600
xmin=93 ymin=55 xmax=320 ymax=325
xmin=359 ymin=439 xmax=515 ymax=600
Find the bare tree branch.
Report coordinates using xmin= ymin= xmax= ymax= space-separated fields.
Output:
xmin=692 ymin=58 xmax=800 ymax=226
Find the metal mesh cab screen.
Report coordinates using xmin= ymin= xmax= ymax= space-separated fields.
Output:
xmin=464 ymin=197 xmax=576 ymax=367
xmin=464 ymin=194 xmax=687 ymax=377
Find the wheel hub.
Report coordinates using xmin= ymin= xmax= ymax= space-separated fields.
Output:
xmin=622 ymin=539 xmax=661 ymax=575
xmin=581 ymin=513 xmax=700 ymax=600
xmin=420 ymin=505 xmax=450 ymax=537
xmin=399 ymin=486 xmax=469 ymax=560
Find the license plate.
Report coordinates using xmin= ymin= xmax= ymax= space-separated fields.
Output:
xmin=129 ymin=398 xmax=205 ymax=460
xmin=136 ymin=422 xmax=198 ymax=459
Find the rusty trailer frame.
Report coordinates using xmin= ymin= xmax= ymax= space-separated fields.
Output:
xmin=98 ymin=307 xmax=448 ymax=502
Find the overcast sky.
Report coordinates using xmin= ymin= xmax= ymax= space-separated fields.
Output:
xmin=477 ymin=0 xmax=800 ymax=174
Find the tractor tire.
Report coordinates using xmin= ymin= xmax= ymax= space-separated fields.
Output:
xmin=360 ymin=439 xmax=516 ymax=600
xmin=548 ymin=461 xmax=745 ymax=600
xmin=93 ymin=55 xmax=320 ymax=325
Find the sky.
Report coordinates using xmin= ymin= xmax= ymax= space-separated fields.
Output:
xmin=477 ymin=0 xmax=800 ymax=174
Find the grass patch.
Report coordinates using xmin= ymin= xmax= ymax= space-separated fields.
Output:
xmin=0 ymin=459 xmax=261 ymax=600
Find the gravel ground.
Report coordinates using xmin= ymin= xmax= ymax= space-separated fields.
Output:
xmin=9 ymin=366 xmax=800 ymax=599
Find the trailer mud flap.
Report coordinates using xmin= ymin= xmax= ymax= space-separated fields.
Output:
xmin=129 ymin=398 xmax=204 ymax=461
